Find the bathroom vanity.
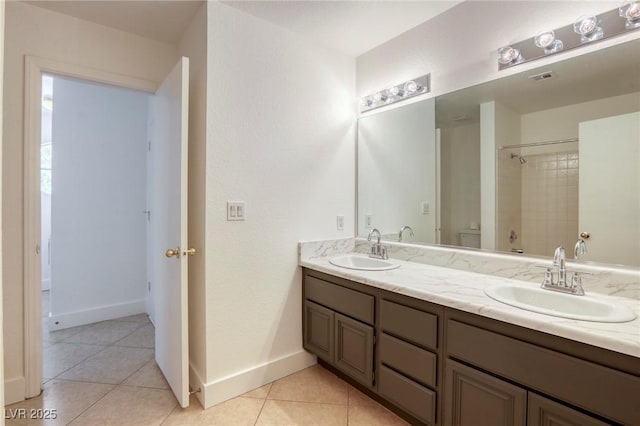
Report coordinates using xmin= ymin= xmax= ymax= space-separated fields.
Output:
xmin=300 ymin=257 xmax=640 ymax=426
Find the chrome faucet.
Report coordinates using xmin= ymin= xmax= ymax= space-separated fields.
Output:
xmin=553 ymin=245 xmax=567 ymax=287
xmin=574 ymin=238 xmax=587 ymax=261
xmin=538 ymin=245 xmax=587 ymax=295
xmin=398 ymin=225 xmax=414 ymax=242
xmin=367 ymin=228 xmax=388 ymax=260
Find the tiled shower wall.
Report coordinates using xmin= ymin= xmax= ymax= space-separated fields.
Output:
xmin=520 ymin=150 xmax=579 ymax=258
xmin=497 ymin=150 xmax=522 ymax=253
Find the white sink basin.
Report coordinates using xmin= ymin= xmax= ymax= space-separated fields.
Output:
xmin=329 ymin=254 xmax=400 ymax=271
xmin=484 ymin=284 xmax=637 ymax=323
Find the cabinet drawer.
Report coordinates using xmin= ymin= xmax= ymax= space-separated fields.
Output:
xmin=528 ymin=393 xmax=611 ymax=426
xmin=379 ymin=365 xmax=436 ymax=425
xmin=305 ymin=275 xmax=374 ymax=324
xmin=447 ymin=319 xmax=640 ymax=425
xmin=380 ymin=333 xmax=437 ymax=388
xmin=381 ymin=299 xmax=438 ymax=349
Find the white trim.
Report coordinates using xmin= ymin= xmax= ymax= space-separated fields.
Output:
xmin=47 ymin=299 xmax=147 ymax=331
xmin=23 ymin=55 xmax=157 ymax=399
xmin=198 ymin=350 xmax=316 ymax=409
xmin=4 ymin=377 xmax=27 ymax=406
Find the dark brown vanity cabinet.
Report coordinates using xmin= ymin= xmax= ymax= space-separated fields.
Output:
xmin=444 ymin=312 xmax=640 ymax=426
xmin=303 ymin=271 xmax=375 ymax=388
xmin=302 ymin=268 xmax=640 ymax=426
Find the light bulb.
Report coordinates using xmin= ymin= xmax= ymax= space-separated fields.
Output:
xmin=388 ymin=86 xmax=404 ymax=97
xmin=360 ymin=97 xmax=373 ymax=108
xmin=497 ymin=46 xmax=522 ymax=65
xmin=404 ymin=81 xmax=419 ymax=94
xmin=373 ymin=92 xmax=388 ymax=103
xmin=620 ymin=1 xmax=640 ymax=29
xmin=534 ymin=30 xmax=563 ymax=54
xmin=573 ymin=15 xmax=603 ymax=43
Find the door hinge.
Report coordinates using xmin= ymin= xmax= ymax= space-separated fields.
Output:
xmin=148 ymin=140 xmax=151 ymax=152
xmin=148 ymin=281 xmax=151 ymax=292
xmin=143 ymin=210 xmax=151 ymax=222
xmin=35 ymin=244 xmax=40 ymax=255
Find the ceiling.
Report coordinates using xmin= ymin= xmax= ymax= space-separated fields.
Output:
xmin=221 ymin=1 xmax=461 ymax=56
xmin=25 ymin=0 xmax=204 ymax=44
xmin=26 ymin=0 xmax=461 ymax=56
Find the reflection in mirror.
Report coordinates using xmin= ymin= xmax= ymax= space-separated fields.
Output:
xmin=357 ymin=99 xmax=436 ymax=244
xmin=357 ymin=38 xmax=640 ymax=267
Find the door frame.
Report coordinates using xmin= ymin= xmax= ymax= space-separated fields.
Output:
xmin=22 ymin=55 xmax=157 ymax=398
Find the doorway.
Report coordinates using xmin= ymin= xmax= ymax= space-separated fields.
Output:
xmin=23 ymin=55 xmax=191 ymax=408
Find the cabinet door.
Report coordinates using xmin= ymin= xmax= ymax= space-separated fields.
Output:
xmin=334 ymin=312 xmax=374 ymax=387
xmin=304 ymin=300 xmax=334 ymax=363
xmin=528 ymin=393 xmax=611 ymax=426
xmin=445 ymin=359 xmax=526 ymax=426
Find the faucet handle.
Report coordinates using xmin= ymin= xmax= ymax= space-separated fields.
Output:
xmin=570 ymin=271 xmax=591 ymax=296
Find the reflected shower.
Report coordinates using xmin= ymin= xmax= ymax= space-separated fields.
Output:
xmin=511 ymin=153 xmax=527 ymax=164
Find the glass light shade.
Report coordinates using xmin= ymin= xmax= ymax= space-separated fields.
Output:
xmin=388 ymin=86 xmax=403 ymax=97
xmin=373 ymin=92 xmax=388 ymax=103
xmin=534 ymin=30 xmax=564 ymax=54
xmin=620 ymin=1 xmax=640 ymax=28
xmin=404 ymin=81 xmax=419 ymax=94
xmin=573 ymin=15 xmax=604 ymax=42
xmin=497 ymin=46 xmax=522 ymax=65
xmin=360 ymin=97 xmax=373 ymax=108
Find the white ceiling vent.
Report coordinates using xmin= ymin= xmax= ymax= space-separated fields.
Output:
xmin=528 ymin=71 xmax=555 ymax=82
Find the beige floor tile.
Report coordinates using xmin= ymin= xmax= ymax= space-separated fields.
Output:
xmin=4 ymin=380 xmax=114 ymax=425
xmin=348 ymin=404 xmax=409 ymax=426
xmin=42 ymin=320 xmax=86 ymax=344
xmin=256 ymin=400 xmax=347 ymax=426
xmin=241 ymin=383 xmax=272 ymax=399
xmin=268 ymin=365 xmax=348 ymax=405
xmin=62 ymin=320 xmax=145 ymax=345
xmin=57 ymin=346 xmax=154 ymax=384
xmin=163 ymin=396 xmax=264 ymax=425
xmin=43 ymin=343 xmax=105 ymax=379
xmin=70 ymin=385 xmax=177 ymax=426
xmin=115 ymin=323 xmax=155 ymax=348
xmin=123 ymin=360 xmax=169 ymax=389
xmin=347 ymin=385 xmax=378 ymax=407
xmin=114 ymin=313 xmax=151 ymax=323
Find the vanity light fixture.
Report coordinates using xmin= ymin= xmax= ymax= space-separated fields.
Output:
xmin=534 ymin=30 xmax=564 ymax=54
xmin=573 ymin=15 xmax=604 ymax=43
xmin=359 ymin=74 xmax=430 ymax=113
xmin=498 ymin=5 xmax=640 ymax=70
xmin=620 ymin=1 xmax=640 ymax=29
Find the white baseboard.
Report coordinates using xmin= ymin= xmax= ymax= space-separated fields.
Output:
xmin=48 ymin=299 xmax=146 ymax=330
xmin=189 ymin=364 xmax=206 ymax=408
xmin=199 ymin=350 xmax=317 ymax=409
xmin=4 ymin=376 xmax=26 ymax=405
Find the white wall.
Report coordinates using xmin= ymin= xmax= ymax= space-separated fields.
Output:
xmin=177 ymin=3 xmax=208 ymax=402
xmin=2 ymin=1 xmax=178 ymax=404
xmin=49 ymin=76 xmax=149 ymax=329
xmin=358 ymin=99 xmax=436 ymax=244
xmin=439 ymin=122 xmax=480 ymax=246
xmin=203 ymin=2 xmax=355 ymax=407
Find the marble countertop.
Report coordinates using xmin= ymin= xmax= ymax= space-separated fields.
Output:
xmin=300 ymin=254 xmax=640 ymax=358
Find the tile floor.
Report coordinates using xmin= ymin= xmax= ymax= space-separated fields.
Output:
xmin=5 ymin=291 xmax=408 ymax=425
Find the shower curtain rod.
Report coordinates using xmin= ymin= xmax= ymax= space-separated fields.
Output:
xmin=499 ymin=137 xmax=578 ymax=150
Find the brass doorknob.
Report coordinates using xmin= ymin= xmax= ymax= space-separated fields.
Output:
xmin=165 ymin=248 xmax=180 ymax=258
xmin=579 ymin=232 xmax=591 ymax=240
xmin=184 ymin=248 xmax=196 ymax=256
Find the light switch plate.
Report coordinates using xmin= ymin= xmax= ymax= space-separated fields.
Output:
xmin=227 ymin=201 xmax=246 ymax=221
xmin=336 ymin=215 xmax=344 ymax=231
xmin=365 ymin=215 xmax=373 ymax=229
xmin=421 ymin=202 xmax=430 ymax=215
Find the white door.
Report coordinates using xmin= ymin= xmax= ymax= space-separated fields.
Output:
xmin=579 ymin=112 xmax=640 ymax=267
xmin=150 ymin=57 xmax=190 ymax=407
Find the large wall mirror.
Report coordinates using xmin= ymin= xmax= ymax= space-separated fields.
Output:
xmin=357 ymin=38 xmax=640 ymax=267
